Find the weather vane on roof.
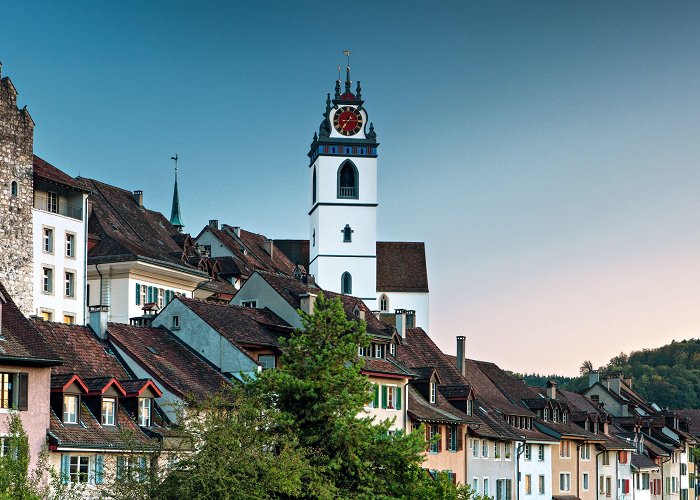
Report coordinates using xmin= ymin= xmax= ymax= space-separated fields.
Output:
xmin=343 ymin=50 xmax=351 ymax=70
xmin=171 ymin=154 xmax=179 ymax=173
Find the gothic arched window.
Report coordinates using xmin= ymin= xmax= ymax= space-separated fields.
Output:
xmin=337 ymin=161 xmax=358 ymax=199
xmin=379 ymin=294 xmax=389 ymax=312
xmin=341 ymin=272 xmax=352 ymax=294
xmin=342 ymin=224 xmax=353 ymax=243
xmin=10 ymin=181 xmax=18 ymax=197
xmin=312 ymin=167 xmax=317 ymax=204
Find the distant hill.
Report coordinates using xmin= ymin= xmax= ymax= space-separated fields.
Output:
xmin=508 ymin=338 xmax=700 ymax=410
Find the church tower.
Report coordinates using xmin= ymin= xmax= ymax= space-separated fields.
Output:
xmin=308 ymin=65 xmax=379 ymax=307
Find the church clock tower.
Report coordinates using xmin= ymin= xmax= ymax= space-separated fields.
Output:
xmin=308 ymin=66 xmax=379 ymax=307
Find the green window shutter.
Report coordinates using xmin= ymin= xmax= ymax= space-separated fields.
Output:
xmin=135 ymin=283 xmax=141 ymax=305
xmin=373 ymin=385 xmax=379 ymax=408
xmin=17 ymin=373 xmax=28 ymax=411
xmin=94 ymin=455 xmax=104 ymax=484
xmin=60 ymin=454 xmax=70 ymax=484
xmin=381 ymin=385 xmax=387 ymax=409
xmin=396 ymin=386 xmax=402 ymax=410
xmin=116 ymin=456 xmax=125 ymax=480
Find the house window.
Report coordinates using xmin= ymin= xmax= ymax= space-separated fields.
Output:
xmin=172 ymin=315 xmax=180 ymax=329
xmin=312 ymin=167 xmax=317 ymax=204
xmin=241 ymin=300 xmax=257 ymax=308
xmin=641 ymin=473 xmax=650 ymax=490
xmin=342 ymin=224 xmax=353 ymax=243
xmin=583 ymin=472 xmax=589 ymax=490
xmin=538 ymin=444 xmax=545 ymax=461
xmin=472 ymin=478 xmax=479 ymax=494
xmin=543 ymin=408 xmax=549 ymax=421
xmin=525 ymin=474 xmax=531 ymax=494
xmin=560 ymin=473 xmax=571 ymax=492
xmin=430 ymin=382 xmax=437 ymax=403
xmin=138 ymin=398 xmax=151 ymax=426
xmin=10 ymin=181 xmax=18 ymax=197
xmin=559 ymin=440 xmax=570 ymax=458
xmin=0 ymin=373 xmax=15 ymax=409
xmin=65 ymin=272 xmax=75 ymax=298
xmin=618 ymin=450 xmax=628 ymax=464
xmin=580 ymin=443 xmax=590 ymax=460
xmin=539 ymin=475 xmax=545 ymax=494
xmin=337 ymin=161 xmax=358 ymax=199
xmin=102 ymin=397 xmax=116 ymax=426
xmin=63 ymin=315 xmax=75 ymax=325
xmin=494 ymin=441 xmax=500 ymax=459
xmin=429 ymin=425 xmax=439 ymax=453
xmin=379 ymin=294 xmax=389 ymax=312
xmin=341 ymin=272 xmax=352 ymax=294
xmin=447 ymin=426 xmax=458 ymax=452
xmin=524 ymin=443 xmax=531 ymax=460
xmin=373 ymin=343 xmax=384 ymax=359
xmin=43 ymin=227 xmax=54 ymax=253
xmin=385 ymin=385 xmax=398 ymax=409
xmin=69 ymin=456 xmax=90 ymax=483
xmin=258 ymin=354 xmax=276 ymax=370
xmin=312 ymin=229 xmax=315 ymax=247
xmin=466 ymin=399 xmax=473 ymax=416
xmin=42 ymin=268 xmax=53 ymax=294
xmin=504 ymin=441 xmax=511 ymax=459
xmin=40 ymin=310 xmax=52 ymax=321
xmin=389 ymin=342 xmax=395 ymax=356
xmin=472 ymin=439 xmax=479 ymax=458
xmin=482 ymin=440 xmax=488 ymax=458
xmin=47 ymin=192 xmax=58 ymax=213
xmin=65 ymin=233 xmax=75 ymax=258
xmin=602 ymin=451 xmax=610 ymax=465
xmin=483 ymin=478 xmax=489 ymax=497
xmin=63 ymin=395 xmax=79 ymax=424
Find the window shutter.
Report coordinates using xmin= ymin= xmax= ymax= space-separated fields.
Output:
xmin=136 ymin=283 xmax=141 ymax=305
xmin=396 ymin=387 xmax=402 ymax=410
xmin=60 ymin=454 xmax=70 ymax=484
xmin=381 ymin=385 xmax=387 ymax=409
xmin=95 ymin=455 xmax=104 ymax=484
xmin=17 ymin=373 xmax=28 ymax=411
xmin=623 ymin=479 xmax=629 ymax=494
xmin=437 ymin=426 xmax=442 ymax=452
xmin=457 ymin=426 xmax=463 ymax=451
xmin=116 ymin=456 xmax=125 ymax=480
xmin=506 ymin=479 xmax=512 ymax=500
xmin=372 ymin=385 xmax=379 ymax=408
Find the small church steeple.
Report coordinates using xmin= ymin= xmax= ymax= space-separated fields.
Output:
xmin=169 ymin=154 xmax=184 ymax=233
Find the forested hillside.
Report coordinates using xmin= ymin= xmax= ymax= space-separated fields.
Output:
xmin=509 ymin=338 xmax=700 ymax=409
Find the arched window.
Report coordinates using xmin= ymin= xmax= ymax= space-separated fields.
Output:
xmin=379 ymin=294 xmax=389 ymax=312
xmin=342 ymin=224 xmax=353 ymax=243
xmin=341 ymin=272 xmax=352 ymax=294
xmin=337 ymin=161 xmax=358 ymax=199
xmin=10 ymin=181 xmax=18 ymax=197
xmin=312 ymin=167 xmax=317 ymax=204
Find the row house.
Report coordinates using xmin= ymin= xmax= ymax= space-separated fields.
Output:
xmin=32 ymin=156 xmax=89 ymax=324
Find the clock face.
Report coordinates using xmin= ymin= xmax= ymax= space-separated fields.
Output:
xmin=333 ymin=106 xmax=363 ymax=136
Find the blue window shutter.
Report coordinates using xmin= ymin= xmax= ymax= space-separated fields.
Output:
xmin=381 ymin=385 xmax=387 ymax=409
xmin=135 ymin=284 xmax=141 ymax=305
xmin=95 ymin=455 xmax=104 ymax=484
xmin=396 ymin=387 xmax=402 ymax=410
xmin=60 ymin=454 xmax=70 ymax=484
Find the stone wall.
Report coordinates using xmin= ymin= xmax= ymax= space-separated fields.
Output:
xmin=0 ymin=65 xmax=34 ymax=315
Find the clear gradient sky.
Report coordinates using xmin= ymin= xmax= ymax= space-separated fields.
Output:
xmin=3 ymin=1 xmax=700 ymax=375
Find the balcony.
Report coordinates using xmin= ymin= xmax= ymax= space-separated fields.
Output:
xmin=338 ymin=187 xmax=357 ymax=198
xmin=34 ymin=194 xmax=83 ymax=220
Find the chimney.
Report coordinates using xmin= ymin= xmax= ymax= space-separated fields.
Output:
xmin=208 ymin=219 xmax=219 ymax=230
xmin=395 ymin=309 xmax=406 ymax=338
xmin=263 ymin=239 xmax=274 ymax=259
xmin=624 ymin=377 xmax=633 ymax=389
xmin=456 ymin=336 xmax=466 ymax=376
xmin=358 ymin=308 xmax=366 ymax=321
xmin=405 ymin=309 xmax=416 ymax=328
xmin=546 ymin=380 xmax=557 ymax=400
xmin=299 ymin=293 xmax=317 ymax=315
xmin=589 ymin=371 xmax=600 ymax=387
xmin=606 ymin=375 xmax=621 ymax=395
xmin=89 ymin=305 xmax=109 ymax=341
xmin=305 ymin=274 xmax=316 ymax=287
xmin=231 ymin=226 xmax=241 ymax=237
xmin=133 ymin=190 xmax=143 ymax=207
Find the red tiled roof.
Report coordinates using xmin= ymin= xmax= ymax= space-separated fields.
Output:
xmin=407 ymin=385 xmax=472 ymax=424
xmin=677 ymin=409 xmax=700 ymax=437
xmin=107 ymin=323 xmax=231 ymax=400
xmin=33 ymin=155 xmax=89 ymax=192
xmin=0 ymin=283 xmax=63 ymax=366
xmin=78 ymin=177 xmax=207 ymax=276
xmin=32 ymin=320 xmax=129 ymax=379
xmin=362 ymin=356 xmax=414 ymax=378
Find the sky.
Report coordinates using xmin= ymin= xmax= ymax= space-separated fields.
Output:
xmin=3 ymin=1 xmax=700 ymax=376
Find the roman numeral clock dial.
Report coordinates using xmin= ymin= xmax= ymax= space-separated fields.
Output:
xmin=333 ymin=106 xmax=363 ymax=136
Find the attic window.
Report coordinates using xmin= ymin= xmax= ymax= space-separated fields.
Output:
xmin=171 ymin=315 xmax=180 ymax=329
xmin=147 ymin=346 xmax=159 ymax=355
xmin=430 ymin=382 xmax=437 ymax=404
xmin=63 ymin=394 xmax=79 ymax=424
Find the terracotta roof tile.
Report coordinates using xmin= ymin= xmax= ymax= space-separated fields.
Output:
xmin=631 ymin=453 xmax=659 ymax=470
xmin=0 ymin=284 xmax=62 ymax=366
xmin=33 ymin=155 xmax=89 ymax=192
xmin=107 ymin=323 xmax=231 ymax=400
xmin=362 ymin=356 xmax=414 ymax=378
xmin=407 ymin=385 xmax=473 ymax=424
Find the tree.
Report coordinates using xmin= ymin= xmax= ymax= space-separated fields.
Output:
xmin=579 ymin=360 xmax=594 ymax=375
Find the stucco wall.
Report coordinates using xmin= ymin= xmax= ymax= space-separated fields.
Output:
xmin=231 ymin=273 xmax=302 ymax=329
xmin=518 ymin=442 xmax=553 ymax=499
xmin=377 ymin=291 xmax=429 ymax=331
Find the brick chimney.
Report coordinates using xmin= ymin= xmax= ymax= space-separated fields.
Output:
xmin=456 ymin=336 xmax=466 ymax=376
xmin=300 ymin=293 xmax=317 ymax=315
xmin=89 ymin=305 xmax=109 ymax=340
xmin=133 ymin=190 xmax=143 ymax=208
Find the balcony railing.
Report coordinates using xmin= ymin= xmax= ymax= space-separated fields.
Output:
xmin=338 ymin=187 xmax=357 ymax=198
xmin=34 ymin=195 xmax=83 ymax=220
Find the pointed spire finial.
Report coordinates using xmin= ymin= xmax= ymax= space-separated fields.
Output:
xmin=343 ymin=50 xmax=352 ymax=94
xmin=169 ymin=154 xmax=184 ymax=232
xmin=356 ymin=80 xmax=362 ymax=99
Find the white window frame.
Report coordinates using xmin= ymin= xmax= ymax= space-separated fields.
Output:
xmin=560 ymin=472 xmax=571 ymax=492
xmin=524 ymin=443 xmax=531 ymax=460
xmin=241 ymin=300 xmax=257 ymax=308
xmin=63 ymin=394 xmax=79 ymax=424
xmin=386 ymin=385 xmax=397 ymax=410
xmin=138 ymin=398 xmax=151 ymax=427
xmin=43 ymin=226 xmax=54 ymax=253
xmin=583 ymin=472 xmax=589 ymax=491
xmin=483 ymin=477 xmax=489 ymax=497
xmin=539 ymin=474 xmax=545 ymax=494
xmin=42 ymin=267 xmax=54 ymax=294
xmin=538 ymin=444 xmax=545 ymax=461
xmin=172 ymin=315 xmax=180 ymax=329
xmin=430 ymin=382 xmax=437 ymax=403
xmin=65 ymin=232 xmax=76 ymax=258
xmin=525 ymin=474 xmax=532 ymax=495
xmin=102 ymin=397 xmax=116 ymax=426
xmin=64 ymin=271 xmax=75 ymax=298
xmin=258 ymin=354 xmax=276 ymax=370
xmin=69 ymin=455 xmax=90 ymax=483
xmin=482 ymin=439 xmax=489 ymax=458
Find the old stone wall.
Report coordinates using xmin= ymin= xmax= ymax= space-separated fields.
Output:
xmin=0 ymin=66 xmax=34 ymax=315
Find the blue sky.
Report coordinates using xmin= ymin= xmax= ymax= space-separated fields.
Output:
xmin=4 ymin=1 xmax=700 ymax=374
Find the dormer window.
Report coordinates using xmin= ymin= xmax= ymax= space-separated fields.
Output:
xmin=389 ymin=342 xmax=396 ymax=356
xmin=553 ymin=409 xmax=559 ymax=422
xmin=563 ymin=412 xmax=568 ymax=424
xmin=466 ymin=399 xmax=473 ymax=416
xmin=430 ymin=382 xmax=437 ymax=404
xmin=102 ymin=397 xmax=116 ymax=426
xmin=543 ymin=408 xmax=549 ymax=421
xmin=373 ymin=343 xmax=384 ymax=359
xmin=138 ymin=398 xmax=151 ymax=427
xmin=63 ymin=394 xmax=79 ymax=424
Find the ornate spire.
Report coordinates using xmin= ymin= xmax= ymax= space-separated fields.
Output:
xmin=319 ymin=93 xmax=332 ymax=137
xmin=344 ymin=65 xmax=352 ymax=94
xmin=169 ymin=154 xmax=184 ymax=232
xmin=334 ymin=79 xmax=341 ymax=99
xmin=356 ymin=80 xmax=362 ymax=99
xmin=366 ymin=122 xmax=376 ymax=139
